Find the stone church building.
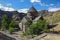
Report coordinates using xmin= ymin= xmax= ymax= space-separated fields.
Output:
xmin=19 ymin=6 xmax=43 ymax=32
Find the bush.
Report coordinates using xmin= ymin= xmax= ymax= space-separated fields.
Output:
xmin=8 ymin=27 xmax=14 ymax=34
xmin=24 ymin=19 xmax=49 ymax=36
xmin=1 ymin=14 xmax=18 ymax=33
xmin=25 ymin=21 xmax=31 ymax=27
xmin=8 ymin=20 xmax=17 ymax=34
xmin=23 ymin=29 xmax=31 ymax=35
xmin=1 ymin=14 xmax=8 ymax=30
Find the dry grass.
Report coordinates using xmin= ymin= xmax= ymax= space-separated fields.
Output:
xmin=50 ymin=22 xmax=60 ymax=32
xmin=44 ymin=11 xmax=60 ymax=31
xmin=40 ymin=34 xmax=60 ymax=40
xmin=44 ymin=11 xmax=60 ymax=24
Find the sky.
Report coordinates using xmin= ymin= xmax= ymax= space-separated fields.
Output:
xmin=0 ymin=0 xmax=60 ymax=13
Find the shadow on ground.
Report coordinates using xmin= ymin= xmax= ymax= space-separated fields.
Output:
xmin=47 ymin=24 xmax=58 ymax=29
xmin=47 ymin=24 xmax=60 ymax=34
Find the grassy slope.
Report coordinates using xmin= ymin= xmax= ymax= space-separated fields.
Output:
xmin=50 ymin=22 xmax=60 ymax=31
xmin=40 ymin=34 xmax=60 ymax=40
xmin=45 ymin=11 xmax=60 ymax=24
xmin=45 ymin=11 xmax=60 ymax=31
xmin=40 ymin=12 xmax=60 ymax=40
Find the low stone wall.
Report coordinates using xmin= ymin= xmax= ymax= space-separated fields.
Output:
xmin=0 ymin=32 xmax=16 ymax=40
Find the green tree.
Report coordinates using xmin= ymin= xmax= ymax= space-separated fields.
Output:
xmin=24 ymin=19 xmax=49 ymax=35
xmin=8 ymin=27 xmax=14 ymax=34
xmin=25 ymin=21 xmax=31 ymax=27
xmin=23 ymin=29 xmax=31 ymax=35
xmin=8 ymin=20 xmax=17 ymax=34
xmin=9 ymin=20 xmax=17 ymax=28
xmin=1 ymin=14 xmax=8 ymax=30
xmin=1 ymin=14 xmax=18 ymax=34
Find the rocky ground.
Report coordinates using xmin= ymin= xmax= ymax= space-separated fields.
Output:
xmin=0 ymin=31 xmax=23 ymax=40
xmin=40 ymin=22 xmax=60 ymax=40
xmin=0 ymin=32 xmax=16 ymax=40
xmin=0 ymin=22 xmax=60 ymax=40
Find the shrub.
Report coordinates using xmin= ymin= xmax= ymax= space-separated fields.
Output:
xmin=9 ymin=20 xmax=17 ymax=28
xmin=23 ymin=29 xmax=31 ymax=35
xmin=8 ymin=27 xmax=14 ymax=34
xmin=24 ymin=19 xmax=49 ymax=36
xmin=1 ymin=14 xmax=8 ymax=30
xmin=25 ymin=21 xmax=31 ymax=27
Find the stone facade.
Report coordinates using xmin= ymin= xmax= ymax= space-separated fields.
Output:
xmin=19 ymin=6 xmax=43 ymax=32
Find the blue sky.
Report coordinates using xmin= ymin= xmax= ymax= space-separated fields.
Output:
xmin=0 ymin=0 xmax=60 ymax=13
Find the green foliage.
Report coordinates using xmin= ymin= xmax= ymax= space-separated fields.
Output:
xmin=1 ymin=14 xmax=18 ymax=34
xmin=30 ymin=23 xmax=39 ymax=35
xmin=23 ymin=29 xmax=31 ymax=35
xmin=1 ymin=14 xmax=8 ymax=30
xmin=9 ymin=20 xmax=17 ymax=28
xmin=25 ymin=21 xmax=31 ymax=26
xmin=30 ymin=19 xmax=48 ymax=35
xmin=24 ymin=19 xmax=49 ymax=36
xmin=8 ymin=27 xmax=14 ymax=34
xmin=8 ymin=20 xmax=17 ymax=34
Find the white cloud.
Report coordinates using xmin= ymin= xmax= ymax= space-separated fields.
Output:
xmin=30 ymin=0 xmax=54 ymax=7
xmin=0 ymin=4 xmax=15 ymax=11
xmin=6 ymin=3 xmax=12 ymax=6
xmin=50 ymin=4 xmax=54 ymax=6
xmin=3 ymin=7 xmax=15 ymax=11
xmin=0 ymin=4 xmax=3 ymax=8
xmin=30 ymin=0 xmax=40 ymax=3
xmin=18 ymin=9 xmax=28 ymax=13
xmin=48 ymin=7 xmax=60 ymax=12
xmin=39 ymin=3 xmax=54 ymax=6
xmin=40 ymin=3 xmax=49 ymax=6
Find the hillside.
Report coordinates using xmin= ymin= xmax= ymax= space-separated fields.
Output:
xmin=50 ymin=22 xmax=60 ymax=32
xmin=38 ymin=10 xmax=49 ymax=16
xmin=40 ymin=33 xmax=60 ymax=40
xmin=44 ymin=11 xmax=60 ymax=32
xmin=45 ymin=11 xmax=60 ymax=24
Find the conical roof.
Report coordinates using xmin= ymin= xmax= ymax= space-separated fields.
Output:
xmin=28 ymin=6 xmax=38 ymax=13
xmin=28 ymin=6 xmax=39 ymax=20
